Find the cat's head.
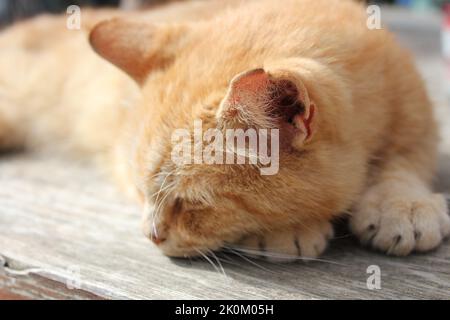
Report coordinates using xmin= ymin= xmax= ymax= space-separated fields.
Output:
xmin=90 ymin=18 xmax=354 ymax=257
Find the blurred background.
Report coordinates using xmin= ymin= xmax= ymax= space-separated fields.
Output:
xmin=0 ymin=0 xmax=449 ymax=27
xmin=0 ymin=0 xmax=173 ymax=26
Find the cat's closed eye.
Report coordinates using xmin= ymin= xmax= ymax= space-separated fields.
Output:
xmin=170 ymin=197 xmax=209 ymax=215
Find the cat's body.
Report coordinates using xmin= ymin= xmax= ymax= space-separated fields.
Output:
xmin=1 ymin=0 xmax=449 ymax=260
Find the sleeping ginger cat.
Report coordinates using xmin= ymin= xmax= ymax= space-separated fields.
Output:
xmin=0 ymin=0 xmax=449 ymax=261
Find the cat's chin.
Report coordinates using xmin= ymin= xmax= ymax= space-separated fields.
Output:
xmin=150 ymin=234 xmax=223 ymax=259
xmin=157 ymin=243 xmax=222 ymax=259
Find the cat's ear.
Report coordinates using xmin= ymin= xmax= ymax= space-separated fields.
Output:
xmin=217 ymin=68 xmax=317 ymax=147
xmin=89 ymin=18 xmax=186 ymax=85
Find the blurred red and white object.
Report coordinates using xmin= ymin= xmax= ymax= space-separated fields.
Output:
xmin=442 ymin=4 xmax=450 ymax=59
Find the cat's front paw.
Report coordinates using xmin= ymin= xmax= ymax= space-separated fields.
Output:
xmin=234 ymin=220 xmax=334 ymax=262
xmin=351 ymin=192 xmax=450 ymax=256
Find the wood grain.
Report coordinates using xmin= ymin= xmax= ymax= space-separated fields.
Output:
xmin=0 ymin=7 xmax=450 ymax=300
xmin=0 ymin=271 xmax=102 ymax=300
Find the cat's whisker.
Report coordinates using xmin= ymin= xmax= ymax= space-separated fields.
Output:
xmin=206 ymin=249 xmax=228 ymax=278
xmin=157 ymin=169 xmax=176 ymax=188
xmin=194 ymin=248 xmax=227 ymax=278
xmin=145 ymin=169 xmax=179 ymax=186
xmin=218 ymin=252 xmax=270 ymax=271
xmin=151 ymin=187 xmax=174 ymax=239
xmin=150 ymin=169 xmax=177 ymax=239
xmin=229 ymin=246 xmax=347 ymax=266
xmin=148 ymin=181 xmax=176 ymax=202
xmin=222 ymin=247 xmax=276 ymax=273
xmin=213 ymin=252 xmax=240 ymax=265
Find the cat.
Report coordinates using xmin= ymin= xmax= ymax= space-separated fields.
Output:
xmin=0 ymin=0 xmax=449 ymax=261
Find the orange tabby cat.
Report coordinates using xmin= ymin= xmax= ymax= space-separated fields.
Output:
xmin=0 ymin=0 xmax=449 ymax=261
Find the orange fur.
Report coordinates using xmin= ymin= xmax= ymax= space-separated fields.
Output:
xmin=0 ymin=0 xmax=448 ymax=260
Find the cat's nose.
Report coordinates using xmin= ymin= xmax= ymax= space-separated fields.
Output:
xmin=149 ymin=223 xmax=168 ymax=245
xmin=151 ymin=232 xmax=167 ymax=245
xmin=142 ymin=203 xmax=169 ymax=245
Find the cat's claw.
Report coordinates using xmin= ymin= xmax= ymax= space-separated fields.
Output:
xmin=234 ymin=220 xmax=333 ymax=262
xmin=351 ymin=192 xmax=450 ymax=256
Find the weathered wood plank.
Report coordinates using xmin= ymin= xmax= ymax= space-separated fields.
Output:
xmin=0 ymin=7 xmax=449 ymax=300
xmin=0 ymin=153 xmax=449 ymax=300
xmin=0 ymin=269 xmax=102 ymax=300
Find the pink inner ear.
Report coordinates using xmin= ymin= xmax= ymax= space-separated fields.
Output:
xmin=223 ymin=68 xmax=316 ymax=143
xmin=230 ymin=69 xmax=270 ymax=106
